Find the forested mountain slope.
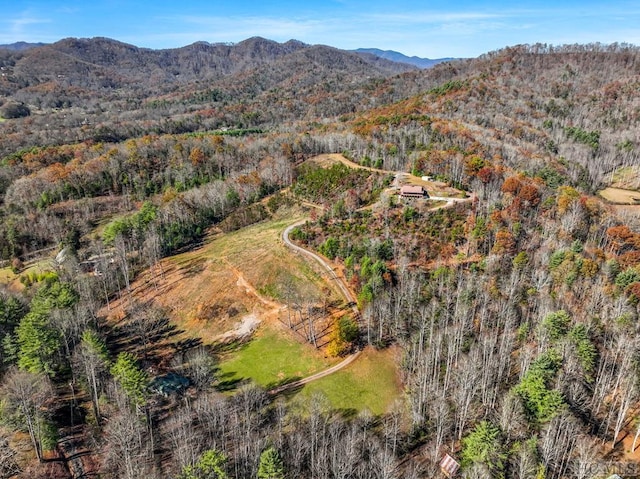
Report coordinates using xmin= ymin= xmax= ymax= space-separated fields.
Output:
xmin=353 ymin=43 xmax=640 ymax=189
xmin=3 ymin=36 xmax=413 ymax=90
xmin=0 ymin=37 xmax=415 ymax=155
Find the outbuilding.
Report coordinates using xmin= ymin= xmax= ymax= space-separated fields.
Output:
xmin=439 ymin=454 xmax=460 ymax=477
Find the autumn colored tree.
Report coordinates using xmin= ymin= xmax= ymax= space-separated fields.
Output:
xmin=491 ymin=229 xmax=516 ymax=255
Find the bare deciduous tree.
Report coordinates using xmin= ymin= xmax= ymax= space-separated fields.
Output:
xmin=1 ymin=367 xmax=53 ymax=462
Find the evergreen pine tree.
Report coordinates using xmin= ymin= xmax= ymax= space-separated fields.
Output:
xmin=257 ymin=446 xmax=284 ymax=479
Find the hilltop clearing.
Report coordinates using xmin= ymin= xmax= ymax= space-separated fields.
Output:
xmin=101 ymin=211 xmax=344 ymax=344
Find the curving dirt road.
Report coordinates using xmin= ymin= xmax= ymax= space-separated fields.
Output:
xmin=266 ymin=221 xmax=363 ymax=396
xmin=268 ymin=349 xmax=362 ymax=395
xmin=272 ymin=155 xmax=476 ymax=395
xmin=283 ymin=221 xmax=360 ymax=317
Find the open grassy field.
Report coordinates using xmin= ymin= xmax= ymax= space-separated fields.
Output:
xmin=174 ymin=213 xmax=329 ymax=297
xmin=216 ymin=328 xmax=403 ymax=415
xmin=294 ymin=346 xmax=403 ymax=416
xmin=216 ymin=324 xmax=338 ymax=390
xmin=0 ymin=259 xmax=54 ymax=291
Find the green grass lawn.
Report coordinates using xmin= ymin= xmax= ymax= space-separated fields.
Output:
xmin=296 ymin=347 xmax=403 ymax=416
xmin=216 ymin=325 xmax=337 ymax=391
xmin=0 ymin=260 xmax=53 ymax=288
xmin=217 ymin=324 xmax=403 ymax=415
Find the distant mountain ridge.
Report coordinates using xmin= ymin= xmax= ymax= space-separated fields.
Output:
xmin=353 ymin=48 xmax=456 ymax=68
xmin=0 ymin=38 xmax=450 ymax=69
xmin=0 ymin=41 xmax=46 ymax=51
xmin=0 ymin=36 xmax=417 ymax=95
xmin=0 ymin=36 xmax=416 ymax=86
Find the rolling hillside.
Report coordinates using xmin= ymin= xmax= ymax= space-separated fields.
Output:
xmin=2 ymin=38 xmax=640 ymax=479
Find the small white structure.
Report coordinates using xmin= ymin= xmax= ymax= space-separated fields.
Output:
xmin=55 ymin=248 xmax=68 ymax=264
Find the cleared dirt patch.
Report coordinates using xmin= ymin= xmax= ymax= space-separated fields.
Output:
xmin=599 ymin=187 xmax=640 ymax=205
xmin=217 ymin=313 xmax=261 ymax=341
xmin=103 ymin=211 xmax=344 ymax=345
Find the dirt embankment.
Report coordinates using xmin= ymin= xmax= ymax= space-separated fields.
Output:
xmin=599 ymin=187 xmax=640 ymax=205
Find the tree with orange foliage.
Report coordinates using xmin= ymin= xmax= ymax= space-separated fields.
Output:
xmin=491 ymin=229 xmax=516 ymax=255
xmin=556 ymin=186 xmax=580 ymax=215
xmin=501 ymin=176 xmax=522 ymax=195
xmin=606 ymin=225 xmax=636 ymax=253
xmin=189 ymin=146 xmax=205 ymax=166
xmin=519 ymin=184 xmax=541 ymax=207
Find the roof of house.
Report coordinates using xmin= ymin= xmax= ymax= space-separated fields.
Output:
xmin=400 ymin=185 xmax=426 ymax=195
xmin=150 ymin=372 xmax=191 ymax=396
xmin=440 ymin=454 xmax=460 ymax=477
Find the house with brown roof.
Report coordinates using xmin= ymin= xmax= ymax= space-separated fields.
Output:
xmin=400 ymin=185 xmax=429 ymax=198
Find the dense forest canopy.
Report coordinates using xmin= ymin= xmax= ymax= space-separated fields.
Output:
xmin=1 ymin=38 xmax=640 ymax=479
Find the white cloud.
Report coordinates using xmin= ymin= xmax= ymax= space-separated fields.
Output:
xmin=0 ymin=10 xmax=52 ymax=43
xmin=158 ymin=15 xmax=322 ymax=40
xmin=365 ymin=11 xmax=504 ymax=24
xmin=10 ymin=14 xmax=51 ymax=34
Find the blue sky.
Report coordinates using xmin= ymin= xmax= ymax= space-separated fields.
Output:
xmin=2 ymin=1 xmax=640 ymax=58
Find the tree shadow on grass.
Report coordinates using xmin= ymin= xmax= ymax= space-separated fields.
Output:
xmin=174 ymin=336 xmax=203 ymax=353
xmin=334 ymin=407 xmax=358 ymax=420
xmin=183 ymin=257 xmax=207 ymax=278
xmin=265 ymin=375 xmax=303 ymax=393
xmin=273 ymin=382 xmax=306 ymax=399
xmin=215 ymin=371 xmax=248 ymax=392
xmin=209 ymin=336 xmax=251 ymax=355
xmin=107 ymin=319 xmax=189 ymax=365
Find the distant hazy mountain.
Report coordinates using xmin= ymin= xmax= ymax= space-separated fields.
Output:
xmin=353 ymin=48 xmax=455 ymax=69
xmin=0 ymin=41 xmax=47 ymax=51
xmin=1 ymin=36 xmax=415 ymax=93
